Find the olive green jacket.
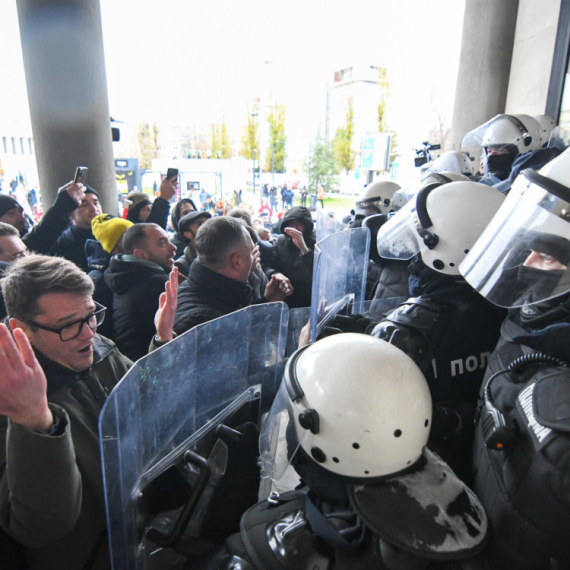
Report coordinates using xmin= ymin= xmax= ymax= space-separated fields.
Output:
xmin=0 ymin=335 xmax=132 ymax=570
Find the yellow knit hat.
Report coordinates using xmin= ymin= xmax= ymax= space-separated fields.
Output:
xmin=91 ymin=214 xmax=133 ymax=253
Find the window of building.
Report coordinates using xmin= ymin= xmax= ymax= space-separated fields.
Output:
xmin=20 ymin=138 xmax=25 ymax=154
xmin=2 ymin=137 xmax=7 ymax=154
xmin=28 ymin=138 xmax=33 ymax=154
xmin=11 ymin=137 xmax=16 ymax=154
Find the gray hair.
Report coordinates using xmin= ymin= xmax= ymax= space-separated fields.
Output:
xmin=196 ymin=216 xmax=250 ymax=269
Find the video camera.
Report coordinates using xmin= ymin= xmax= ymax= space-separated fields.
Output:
xmin=414 ymin=141 xmax=441 ymax=167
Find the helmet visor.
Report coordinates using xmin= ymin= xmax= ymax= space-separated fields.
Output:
xmin=376 ymin=198 xmax=421 ymax=261
xmin=460 ymin=170 xmax=570 ymax=307
xmin=258 ymin=378 xmax=306 ymax=485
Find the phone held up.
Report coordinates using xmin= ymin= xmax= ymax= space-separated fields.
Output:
xmin=166 ymin=167 xmax=179 ymax=181
xmin=74 ymin=166 xmax=88 ymax=185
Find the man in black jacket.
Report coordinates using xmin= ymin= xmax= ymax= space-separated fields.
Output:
xmin=264 ymin=206 xmax=315 ymax=308
xmin=50 ymin=186 xmax=102 ymax=271
xmin=0 ymin=180 xmax=86 ymax=255
xmin=105 ymin=223 xmax=177 ymax=361
xmin=174 ymin=216 xmax=292 ymax=335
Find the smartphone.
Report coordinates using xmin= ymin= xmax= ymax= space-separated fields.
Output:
xmin=74 ymin=166 xmax=88 ymax=184
xmin=166 ymin=167 xmax=179 ymax=181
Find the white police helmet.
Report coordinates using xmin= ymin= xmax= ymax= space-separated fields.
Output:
xmin=377 ymin=181 xmax=505 ymax=275
xmin=429 ymin=151 xmax=474 ymax=176
xmin=355 ymin=180 xmax=401 ymax=215
xmin=259 ymin=333 xmax=432 ymax=481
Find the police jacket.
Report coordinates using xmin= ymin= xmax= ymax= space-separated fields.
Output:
xmin=0 ymin=335 xmax=132 ymax=570
xmin=174 ymin=260 xmax=259 ymax=336
xmin=371 ymin=271 xmax=506 ymax=406
xmin=50 ymin=223 xmax=95 ymax=272
xmin=472 ymin=316 xmax=570 ymax=570
xmin=104 ymin=254 xmax=169 ymax=361
xmin=264 ymin=207 xmax=315 ymax=309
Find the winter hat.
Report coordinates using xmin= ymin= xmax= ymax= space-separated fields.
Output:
xmin=92 ymin=214 xmax=133 ymax=253
xmin=84 ymin=184 xmax=101 ymax=200
xmin=0 ymin=195 xmax=22 ymax=218
xmin=127 ymin=199 xmax=152 ymax=223
xmin=178 ymin=211 xmax=212 ymax=235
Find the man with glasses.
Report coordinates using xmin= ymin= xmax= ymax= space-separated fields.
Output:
xmin=0 ymin=254 xmax=134 ymax=569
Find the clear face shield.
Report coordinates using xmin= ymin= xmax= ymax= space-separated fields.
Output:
xmin=460 ymin=169 xmax=570 ymax=307
xmin=376 ymin=198 xmax=423 ymax=261
xmin=258 ymin=347 xmax=311 ymax=485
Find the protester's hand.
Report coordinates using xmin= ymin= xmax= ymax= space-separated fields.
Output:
xmin=298 ymin=319 xmax=311 ymax=349
xmin=284 ymin=227 xmax=309 ymax=255
xmin=251 ymin=245 xmax=261 ymax=271
xmin=58 ymin=181 xmax=86 ymax=207
xmin=264 ymin=273 xmax=293 ymax=302
xmin=154 ymin=267 xmax=179 ymax=342
xmin=159 ymin=176 xmax=178 ymax=202
xmin=0 ymin=324 xmax=53 ymax=432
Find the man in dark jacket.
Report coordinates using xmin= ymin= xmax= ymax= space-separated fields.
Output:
xmin=0 ymin=180 xmax=86 ymax=254
xmin=105 ymin=223 xmax=176 ymax=361
xmin=264 ymin=206 xmax=315 ymax=308
xmin=174 ymin=216 xmax=292 ymax=335
xmin=49 ymin=186 xmax=103 ymax=271
xmin=0 ymin=254 xmax=133 ymax=570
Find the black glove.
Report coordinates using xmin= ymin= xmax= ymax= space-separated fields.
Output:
xmin=320 ymin=314 xmax=375 ymax=339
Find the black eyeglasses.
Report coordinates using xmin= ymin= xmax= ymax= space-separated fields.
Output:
xmin=22 ymin=302 xmax=106 ymax=342
xmin=5 ymin=248 xmax=28 ymax=261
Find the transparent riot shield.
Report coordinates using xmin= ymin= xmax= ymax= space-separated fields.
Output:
xmin=315 ymin=208 xmax=348 ymax=242
xmin=286 ymin=306 xmax=311 ymax=356
xmin=99 ymin=303 xmax=288 ymax=570
xmin=310 ymin=227 xmax=370 ymax=342
xmin=361 ymin=297 xmax=408 ymax=323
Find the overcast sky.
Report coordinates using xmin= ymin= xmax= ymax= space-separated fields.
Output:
xmin=1 ymin=0 xmax=466 ymax=164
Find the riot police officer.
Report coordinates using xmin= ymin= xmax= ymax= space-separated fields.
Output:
xmin=215 ymin=334 xmax=489 ymax=569
xmin=460 ymin=148 xmax=570 ymax=569
xmin=370 ymin=180 xmax=506 ymax=479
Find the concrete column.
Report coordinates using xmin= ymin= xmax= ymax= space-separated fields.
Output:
xmin=449 ymin=0 xmax=520 ymax=151
xmin=16 ymin=0 xmax=118 ymax=214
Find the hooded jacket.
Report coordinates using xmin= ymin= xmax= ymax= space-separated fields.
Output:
xmin=104 ymin=254 xmax=169 ymax=361
xmin=170 ymin=199 xmax=198 ymax=257
xmin=264 ymin=207 xmax=315 ymax=308
xmin=0 ymin=335 xmax=132 ymax=570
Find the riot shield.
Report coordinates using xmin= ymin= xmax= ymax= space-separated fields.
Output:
xmin=286 ymin=306 xmax=311 ymax=356
xmin=361 ymin=297 xmax=408 ymax=322
xmin=310 ymin=227 xmax=370 ymax=342
xmin=99 ymin=303 xmax=288 ymax=570
xmin=315 ymin=208 xmax=348 ymax=242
